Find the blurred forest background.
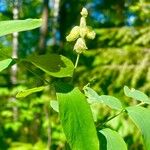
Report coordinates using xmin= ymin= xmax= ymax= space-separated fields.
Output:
xmin=0 ymin=0 xmax=150 ymax=149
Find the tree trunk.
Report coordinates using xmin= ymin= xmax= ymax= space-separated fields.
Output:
xmin=38 ymin=0 xmax=49 ymax=54
xmin=51 ymin=0 xmax=60 ymax=46
xmin=10 ymin=0 xmax=19 ymax=121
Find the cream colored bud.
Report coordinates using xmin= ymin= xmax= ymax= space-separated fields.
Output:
xmin=80 ymin=8 xmax=88 ymax=17
xmin=87 ymin=30 xmax=96 ymax=39
xmin=66 ymin=26 xmax=80 ymax=42
xmin=80 ymin=17 xmax=86 ymax=27
xmin=80 ymin=27 xmax=87 ymax=38
xmin=74 ymin=38 xmax=87 ymax=53
xmin=86 ymin=27 xmax=96 ymax=39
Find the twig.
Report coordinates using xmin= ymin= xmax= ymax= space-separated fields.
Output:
xmin=74 ymin=54 xmax=80 ymax=69
xmin=96 ymin=109 xmax=125 ymax=128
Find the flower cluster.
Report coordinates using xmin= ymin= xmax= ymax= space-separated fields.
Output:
xmin=66 ymin=8 xmax=96 ymax=54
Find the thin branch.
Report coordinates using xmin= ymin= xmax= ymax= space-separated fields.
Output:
xmin=136 ymin=102 xmax=145 ymax=107
xmin=96 ymin=109 xmax=125 ymax=128
xmin=96 ymin=101 xmax=146 ymax=128
xmin=24 ymin=64 xmax=50 ymax=85
xmin=74 ymin=54 xmax=80 ymax=69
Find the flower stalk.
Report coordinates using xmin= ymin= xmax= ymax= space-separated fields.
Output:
xmin=74 ymin=54 xmax=80 ymax=69
xmin=66 ymin=7 xmax=96 ymax=67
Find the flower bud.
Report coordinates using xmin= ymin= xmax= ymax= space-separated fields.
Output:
xmin=66 ymin=26 xmax=80 ymax=42
xmin=80 ymin=8 xmax=88 ymax=17
xmin=80 ymin=17 xmax=86 ymax=27
xmin=74 ymin=38 xmax=87 ymax=53
xmin=80 ymin=27 xmax=87 ymax=38
xmin=86 ymin=27 xmax=96 ymax=39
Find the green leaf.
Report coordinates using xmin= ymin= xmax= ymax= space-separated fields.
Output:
xmin=56 ymin=83 xmax=99 ymax=150
xmin=25 ymin=54 xmax=74 ymax=78
xmin=84 ymin=87 xmax=123 ymax=110
xmin=99 ymin=128 xmax=127 ymax=150
xmin=124 ymin=86 xmax=150 ymax=104
xmin=16 ymin=86 xmax=45 ymax=98
xmin=0 ymin=19 xmax=42 ymax=37
xmin=99 ymin=95 xmax=123 ymax=110
xmin=126 ymin=106 xmax=150 ymax=150
xmin=84 ymin=86 xmax=102 ymax=103
xmin=0 ymin=58 xmax=13 ymax=72
xmin=50 ymin=100 xmax=59 ymax=112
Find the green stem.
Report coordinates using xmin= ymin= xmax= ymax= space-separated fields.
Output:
xmin=24 ymin=64 xmax=50 ymax=85
xmin=136 ymin=102 xmax=145 ymax=106
xmin=97 ymin=109 xmax=125 ymax=128
xmin=70 ymin=54 xmax=80 ymax=84
xmin=74 ymin=54 xmax=80 ymax=69
xmin=96 ymin=102 xmax=146 ymax=128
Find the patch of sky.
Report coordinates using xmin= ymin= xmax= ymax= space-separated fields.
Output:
xmin=125 ymin=13 xmax=136 ymax=26
xmin=0 ymin=36 xmax=11 ymax=46
xmin=47 ymin=31 xmax=60 ymax=45
xmin=48 ymin=0 xmax=53 ymax=8
xmin=94 ymin=0 xmax=104 ymax=5
xmin=0 ymin=0 xmax=7 ymax=12
xmin=86 ymin=0 xmax=103 ymax=9
xmin=91 ymin=11 xmax=108 ymax=24
xmin=85 ymin=0 xmax=108 ymax=24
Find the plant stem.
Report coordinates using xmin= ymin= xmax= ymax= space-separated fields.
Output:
xmin=97 ymin=109 xmax=125 ymax=128
xmin=136 ymin=102 xmax=145 ymax=106
xmin=70 ymin=54 xmax=80 ymax=84
xmin=96 ymin=101 xmax=146 ymax=129
xmin=24 ymin=63 xmax=50 ymax=85
xmin=74 ymin=54 xmax=80 ymax=69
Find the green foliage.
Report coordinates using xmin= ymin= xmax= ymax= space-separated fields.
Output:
xmin=50 ymin=100 xmax=59 ymax=112
xmin=8 ymin=140 xmax=48 ymax=150
xmin=84 ymin=86 xmax=123 ymax=110
xmin=77 ymin=46 xmax=150 ymax=95
xmin=95 ymin=26 xmax=150 ymax=47
xmin=89 ymin=26 xmax=149 ymax=99
xmin=99 ymin=128 xmax=127 ymax=150
xmin=124 ymin=86 xmax=150 ymax=104
xmin=56 ymin=83 xmax=99 ymax=150
xmin=4 ymin=121 xmax=22 ymax=132
xmin=83 ymin=86 xmax=103 ymax=103
xmin=1 ymin=1 xmax=150 ymax=150
xmin=128 ymin=1 xmax=150 ymax=26
xmin=126 ymin=106 xmax=150 ymax=150
xmin=0 ymin=19 xmax=42 ymax=37
xmin=16 ymin=86 xmax=46 ymax=98
xmin=83 ymin=86 xmax=150 ymax=149
xmin=98 ymin=95 xmax=123 ymax=110
xmin=0 ymin=58 xmax=13 ymax=72
xmin=25 ymin=54 xmax=74 ymax=78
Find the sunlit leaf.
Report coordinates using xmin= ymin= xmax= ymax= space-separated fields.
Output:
xmin=50 ymin=100 xmax=59 ymax=112
xmin=124 ymin=86 xmax=150 ymax=104
xmin=1 ymin=110 xmax=13 ymax=117
xmin=16 ymin=86 xmax=45 ymax=98
xmin=8 ymin=142 xmax=32 ymax=150
xmin=0 ymin=58 xmax=13 ymax=72
xmin=99 ymin=95 xmax=123 ymax=110
xmin=126 ymin=106 xmax=150 ymax=150
xmin=56 ymin=83 xmax=99 ymax=150
xmin=25 ymin=54 xmax=74 ymax=78
xmin=0 ymin=19 xmax=42 ymax=37
xmin=84 ymin=87 xmax=123 ymax=110
xmin=99 ymin=128 xmax=127 ymax=150
xmin=84 ymin=86 xmax=102 ymax=103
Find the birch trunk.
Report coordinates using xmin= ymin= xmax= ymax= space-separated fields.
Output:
xmin=10 ymin=0 xmax=19 ymax=121
xmin=39 ymin=0 xmax=49 ymax=54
